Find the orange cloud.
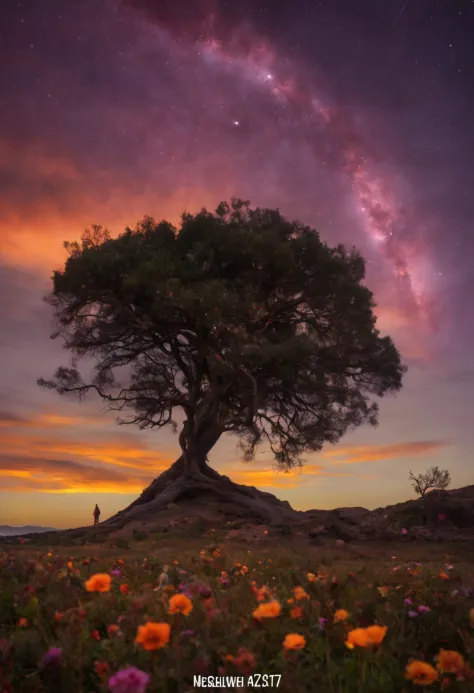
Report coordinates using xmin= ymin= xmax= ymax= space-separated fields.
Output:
xmin=322 ymin=440 xmax=450 ymax=465
xmin=230 ymin=463 xmax=352 ymax=488
xmin=0 ymin=454 xmax=156 ymax=494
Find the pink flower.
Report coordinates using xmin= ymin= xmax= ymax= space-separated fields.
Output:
xmin=401 ymin=528 xmax=408 ymax=535
xmin=108 ymin=666 xmax=150 ymax=693
xmin=404 ymin=598 xmax=413 ymax=605
xmin=42 ymin=647 xmax=62 ymax=666
xmin=418 ymin=605 xmax=431 ymax=613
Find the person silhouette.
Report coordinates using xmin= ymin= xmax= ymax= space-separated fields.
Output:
xmin=93 ymin=504 xmax=101 ymax=526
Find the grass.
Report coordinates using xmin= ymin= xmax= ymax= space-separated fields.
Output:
xmin=1 ymin=531 xmax=474 ymax=692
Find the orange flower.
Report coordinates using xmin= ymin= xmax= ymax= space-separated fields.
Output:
xmin=54 ymin=611 xmax=64 ymax=622
xmin=119 ymin=583 xmax=129 ymax=594
xmin=437 ymin=649 xmax=465 ymax=674
xmin=334 ymin=609 xmax=350 ymax=623
xmin=439 ymin=572 xmax=449 ymax=581
xmin=252 ymin=600 xmax=282 ymax=620
xmin=67 ymin=561 xmax=74 ymax=570
xmin=345 ymin=625 xmax=386 ymax=649
xmin=135 ymin=621 xmax=171 ymax=650
xmin=307 ymin=572 xmax=316 ymax=582
xmin=364 ymin=625 xmax=387 ymax=646
xmin=84 ymin=573 xmax=111 ymax=593
xmin=107 ymin=624 xmax=120 ymax=637
xmin=283 ymin=633 xmax=306 ymax=651
xmin=254 ymin=586 xmax=271 ymax=602
xmin=290 ymin=606 xmax=303 ymax=619
xmin=405 ymin=660 xmax=438 ymax=685
xmin=168 ymin=593 xmax=193 ymax=616
xmin=18 ymin=618 xmax=28 ymax=627
xmin=233 ymin=648 xmax=256 ymax=675
xmin=293 ymin=586 xmax=310 ymax=601
xmin=345 ymin=628 xmax=369 ymax=649
xmin=240 ymin=565 xmax=249 ymax=575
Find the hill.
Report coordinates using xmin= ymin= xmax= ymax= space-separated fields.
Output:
xmin=0 ymin=525 xmax=55 ymax=537
xmin=2 ymin=484 xmax=473 ymax=547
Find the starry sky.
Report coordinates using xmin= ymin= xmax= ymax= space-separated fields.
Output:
xmin=1 ymin=0 xmax=473 ymax=529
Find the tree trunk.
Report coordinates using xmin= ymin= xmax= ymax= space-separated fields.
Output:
xmin=101 ymin=432 xmax=304 ymax=529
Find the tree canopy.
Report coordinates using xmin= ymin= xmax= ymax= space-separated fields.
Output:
xmin=409 ymin=466 xmax=451 ymax=498
xmin=38 ymin=199 xmax=406 ymax=475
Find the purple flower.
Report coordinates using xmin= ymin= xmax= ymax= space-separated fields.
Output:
xmin=404 ymin=598 xmax=413 ymax=605
xmin=198 ymin=585 xmax=212 ymax=600
xmin=42 ymin=647 xmax=62 ymax=666
xmin=418 ymin=605 xmax=431 ymax=613
xmin=178 ymin=583 xmax=195 ymax=598
xmin=108 ymin=666 xmax=150 ymax=693
xmin=110 ymin=569 xmax=121 ymax=579
xmin=180 ymin=629 xmax=196 ymax=638
xmin=318 ymin=617 xmax=328 ymax=631
xmin=408 ymin=610 xmax=418 ymax=618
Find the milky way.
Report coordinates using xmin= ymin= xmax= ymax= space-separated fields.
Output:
xmin=121 ymin=0 xmax=446 ymax=335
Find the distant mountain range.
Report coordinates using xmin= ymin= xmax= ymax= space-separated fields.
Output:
xmin=0 ymin=525 xmax=55 ymax=536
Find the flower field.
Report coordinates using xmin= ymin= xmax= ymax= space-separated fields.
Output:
xmin=1 ymin=535 xmax=474 ymax=692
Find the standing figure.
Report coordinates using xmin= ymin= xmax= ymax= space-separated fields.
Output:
xmin=93 ymin=504 xmax=101 ymax=526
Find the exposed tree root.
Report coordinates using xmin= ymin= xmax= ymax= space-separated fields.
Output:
xmin=102 ymin=455 xmax=304 ymax=528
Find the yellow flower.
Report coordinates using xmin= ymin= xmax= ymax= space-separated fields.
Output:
xmin=345 ymin=628 xmax=369 ymax=649
xmin=436 ymin=649 xmax=465 ymax=674
xmin=135 ymin=622 xmax=170 ymax=650
xmin=84 ymin=573 xmax=112 ymax=593
xmin=307 ymin=573 xmax=316 ymax=582
xmin=293 ymin=586 xmax=310 ymax=601
xmin=282 ymin=633 xmax=306 ymax=650
xmin=405 ymin=660 xmax=438 ymax=685
xmin=364 ymin=625 xmax=387 ymax=646
xmin=252 ymin=600 xmax=281 ymax=620
xmin=168 ymin=593 xmax=193 ymax=616
xmin=334 ymin=609 xmax=350 ymax=623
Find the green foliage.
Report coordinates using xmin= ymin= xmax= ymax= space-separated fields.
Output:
xmin=38 ymin=199 xmax=406 ymax=470
xmin=114 ymin=538 xmax=130 ymax=550
xmin=132 ymin=529 xmax=149 ymax=542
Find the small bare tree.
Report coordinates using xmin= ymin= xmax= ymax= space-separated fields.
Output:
xmin=409 ymin=466 xmax=451 ymax=498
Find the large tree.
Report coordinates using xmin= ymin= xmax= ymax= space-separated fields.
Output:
xmin=38 ymin=199 xmax=406 ymax=523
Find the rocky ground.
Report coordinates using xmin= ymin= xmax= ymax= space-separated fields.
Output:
xmin=5 ymin=483 xmax=474 ymax=548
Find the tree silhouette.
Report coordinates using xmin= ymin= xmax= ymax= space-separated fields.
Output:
xmin=409 ymin=465 xmax=451 ymax=498
xmin=38 ymin=199 xmax=406 ymax=520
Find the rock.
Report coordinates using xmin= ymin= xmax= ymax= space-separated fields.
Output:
xmin=326 ymin=520 xmax=362 ymax=542
xmin=334 ymin=507 xmax=370 ymax=524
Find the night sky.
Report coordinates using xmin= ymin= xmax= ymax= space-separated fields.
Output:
xmin=1 ymin=0 xmax=473 ymax=529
